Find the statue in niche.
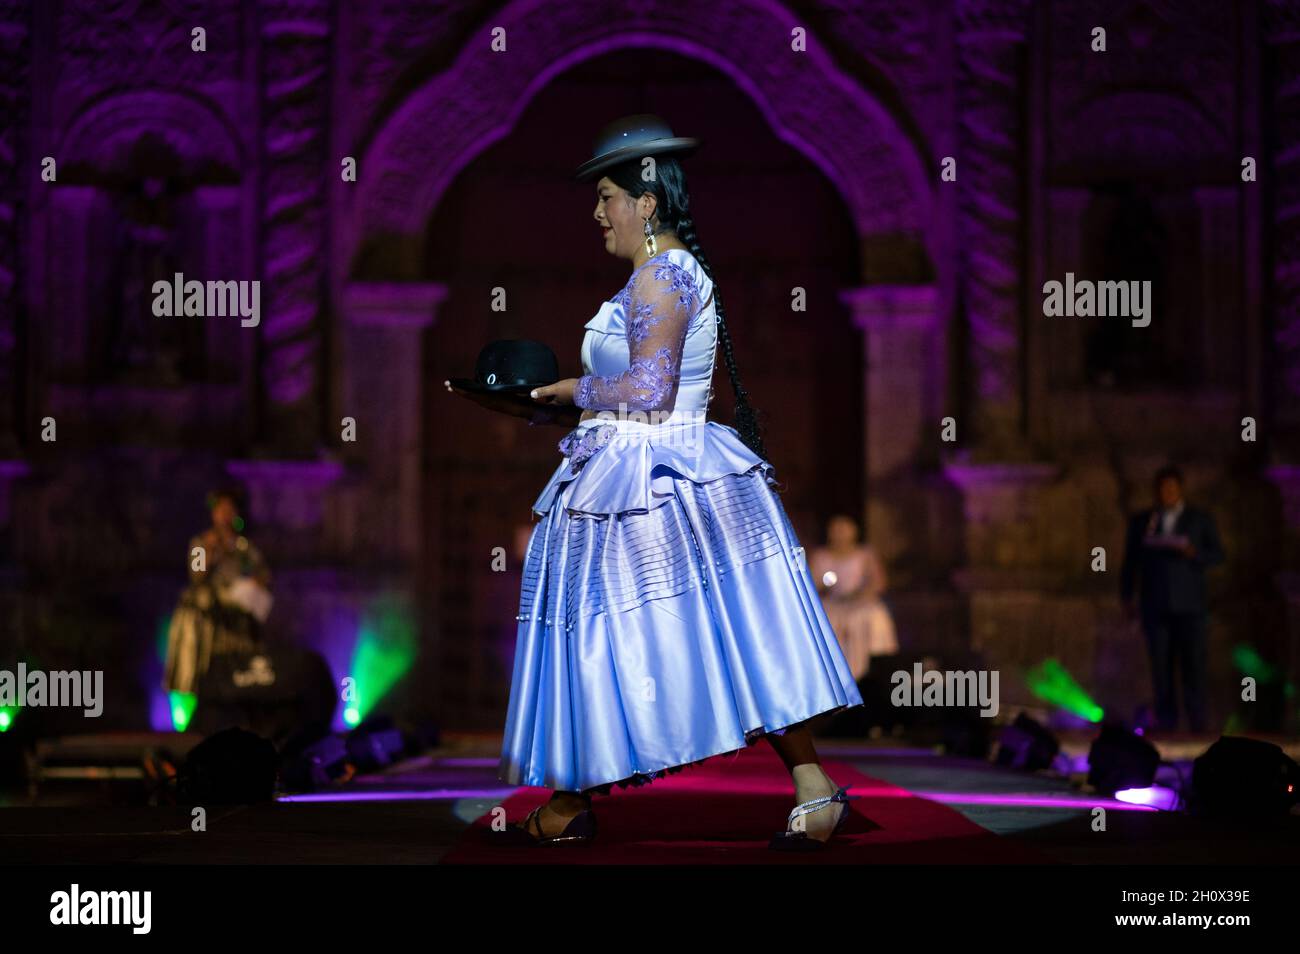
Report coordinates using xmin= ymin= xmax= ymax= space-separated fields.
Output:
xmin=98 ymin=134 xmax=206 ymax=385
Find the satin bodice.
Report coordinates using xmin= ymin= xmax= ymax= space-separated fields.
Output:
xmin=579 ymin=248 xmax=718 ymax=417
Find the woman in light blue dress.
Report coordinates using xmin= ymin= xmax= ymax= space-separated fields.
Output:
xmin=495 ymin=116 xmax=863 ymax=850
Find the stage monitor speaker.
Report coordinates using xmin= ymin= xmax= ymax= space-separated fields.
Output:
xmin=282 ymin=734 xmax=350 ymax=792
xmin=199 ymin=646 xmax=332 ymax=707
xmin=1087 ymin=723 xmax=1160 ymax=794
xmin=345 ymin=715 xmax=407 ymax=771
xmin=176 ymin=727 xmax=278 ymax=804
xmin=995 ymin=713 xmax=1059 ymax=772
xmin=192 ymin=646 xmax=336 ymax=745
xmin=1190 ymin=736 xmax=1300 ymax=819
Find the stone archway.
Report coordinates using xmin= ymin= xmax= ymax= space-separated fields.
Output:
xmin=336 ymin=1 xmax=942 ymax=684
xmin=345 ymin=0 xmax=933 ymax=277
xmin=59 ymin=88 xmax=244 ymax=170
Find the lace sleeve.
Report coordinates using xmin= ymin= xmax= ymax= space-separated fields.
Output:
xmin=575 ymin=259 xmax=699 ymax=413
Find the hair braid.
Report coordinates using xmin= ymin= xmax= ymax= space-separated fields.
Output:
xmin=605 ymin=156 xmax=771 ymax=462
xmin=673 ymin=215 xmax=769 ymax=461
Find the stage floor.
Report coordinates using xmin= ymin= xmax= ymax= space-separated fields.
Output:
xmin=2 ymin=735 xmax=1297 ymax=864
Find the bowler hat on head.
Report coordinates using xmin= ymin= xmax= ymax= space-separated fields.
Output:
xmin=448 ymin=339 xmax=559 ymax=395
xmin=574 ymin=114 xmax=701 ymax=182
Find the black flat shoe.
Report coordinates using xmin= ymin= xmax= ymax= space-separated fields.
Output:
xmin=768 ymin=786 xmax=852 ymax=851
xmin=491 ymin=805 xmax=597 ymax=845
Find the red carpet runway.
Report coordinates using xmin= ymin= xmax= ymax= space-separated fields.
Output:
xmin=444 ymin=743 xmax=1055 ymax=864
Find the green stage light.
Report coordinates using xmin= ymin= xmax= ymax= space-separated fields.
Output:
xmin=1025 ymin=658 xmax=1104 ymax=722
xmin=346 ymin=600 xmax=417 ymax=723
xmin=0 ymin=707 xmax=13 ymax=732
xmin=169 ymin=691 xmax=196 ymax=732
xmin=1231 ymin=644 xmax=1279 ymax=682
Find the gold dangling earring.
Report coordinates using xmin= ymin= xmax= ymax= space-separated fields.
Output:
xmin=643 ymin=216 xmax=658 ymax=257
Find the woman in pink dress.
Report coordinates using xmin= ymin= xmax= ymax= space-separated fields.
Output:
xmin=809 ymin=514 xmax=897 ymax=680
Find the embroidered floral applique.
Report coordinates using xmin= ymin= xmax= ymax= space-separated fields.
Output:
xmin=557 ymin=422 xmax=618 ymax=474
xmin=575 ymin=258 xmax=699 ymax=413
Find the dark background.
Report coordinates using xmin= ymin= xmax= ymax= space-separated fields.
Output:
xmin=0 ymin=0 xmax=1295 ymax=737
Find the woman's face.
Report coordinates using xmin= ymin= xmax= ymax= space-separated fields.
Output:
xmin=828 ymin=516 xmax=858 ymax=548
xmin=593 ymin=177 xmax=652 ymax=260
xmin=211 ymin=497 xmax=238 ymax=532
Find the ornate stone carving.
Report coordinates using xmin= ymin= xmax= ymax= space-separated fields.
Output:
xmin=1266 ymin=0 xmax=1300 ymax=426
xmin=226 ymin=456 xmax=344 ymax=532
xmin=805 ymin=0 xmax=941 ymax=132
xmin=943 ymin=457 xmax=1061 ymax=574
xmin=1055 ymin=91 xmax=1227 ymax=182
xmin=351 ymin=0 xmax=930 ymax=276
xmin=59 ymin=90 xmax=242 ymax=170
xmin=0 ymin=0 xmax=28 ymax=450
xmin=1048 ymin=0 xmax=1235 ymax=132
xmin=46 ymin=94 xmax=245 ymax=393
xmin=258 ymin=0 xmax=330 ymax=427
xmin=348 ymin=0 xmax=480 ymax=130
xmin=55 ymin=0 xmax=242 ymax=90
xmin=956 ymin=0 xmax=1031 ymax=449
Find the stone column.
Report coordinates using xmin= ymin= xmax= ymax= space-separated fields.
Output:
xmin=0 ymin=0 xmax=29 ymax=453
xmin=46 ymin=186 xmax=100 ymax=378
xmin=1192 ymin=186 xmax=1241 ymax=391
xmin=224 ymin=457 xmax=344 ymax=562
xmin=944 ymin=461 xmax=1061 ymax=582
xmin=1265 ymin=465 xmax=1300 ymax=734
xmin=956 ymin=0 xmax=1032 ymax=458
xmin=0 ymin=459 xmax=28 ymax=531
xmin=1036 ymin=187 xmax=1091 ymax=412
xmin=841 ymin=285 xmax=940 ymax=568
xmin=1263 ymin=3 xmax=1300 ymax=734
xmin=339 ymin=282 xmax=445 ymax=567
xmin=257 ymin=0 xmax=332 ymax=454
xmin=193 ymin=187 xmax=249 ymax=361
xmin=1267 ymin=1 xmax=1300 ymax=437
xmin=943 ymin=459 xmax=1062 ymax=681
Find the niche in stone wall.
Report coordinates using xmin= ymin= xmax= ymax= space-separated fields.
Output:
xmin=72 ymin=133 xmax=221 ymax=385
xmin=44 ymin=91 xmax=252 ymax=442
xmin=1046 ymin=91 xmax=1241 ymax=397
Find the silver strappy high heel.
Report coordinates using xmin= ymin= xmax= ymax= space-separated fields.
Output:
xmin=492 ymin=804 xmax=597 ymax=845
xmin=768 ymin=786 xmax=853 ymax=851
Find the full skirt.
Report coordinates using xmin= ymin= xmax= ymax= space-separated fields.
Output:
xmin=498 ymin=418 xmax=863 ymax=794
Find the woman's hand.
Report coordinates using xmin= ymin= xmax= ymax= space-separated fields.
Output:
xmin=445 ymin=380 xmax=535 ymax=421
xmin=444 ymin=380 xmax=581 ymax=428
xmin=529 ymin=378 xmax=579 ymax=406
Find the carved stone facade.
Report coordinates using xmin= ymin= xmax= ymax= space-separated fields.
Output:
xmin=0 ymin=0 xmax=29 ymax=456
xmin=0 ymin=0 xmax=1294 ymax=735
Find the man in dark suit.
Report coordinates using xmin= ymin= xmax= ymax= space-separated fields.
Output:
xmin=1121 ymin=465 xmax=1225 ymax=732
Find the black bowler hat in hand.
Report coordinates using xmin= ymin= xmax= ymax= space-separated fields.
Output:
xmin=446 ymin=339 xmax=578 ymax=425
xmin=448 ymin=339 xmax=559 ymax=395
xmin=574 ymin=114 xmax=701 ymax=182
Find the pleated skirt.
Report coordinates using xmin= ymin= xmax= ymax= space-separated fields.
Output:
xmin=497 ymin=417 xmax=863 ymax=794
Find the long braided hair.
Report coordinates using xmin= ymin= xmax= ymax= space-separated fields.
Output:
xmin=604 ymin=157 xmax=769 ymax=461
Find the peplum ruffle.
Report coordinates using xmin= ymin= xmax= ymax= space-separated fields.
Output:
xmin=531 ymin=418 xmax=775 ymax=518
